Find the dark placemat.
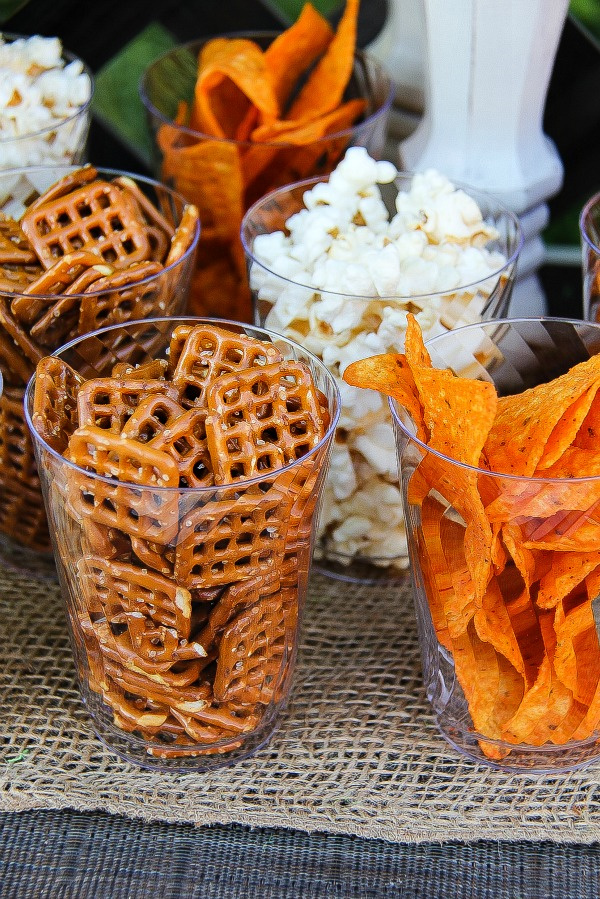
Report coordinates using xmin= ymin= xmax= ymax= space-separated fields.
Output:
xmin=1 ymin=808 xmax=600 ymax=899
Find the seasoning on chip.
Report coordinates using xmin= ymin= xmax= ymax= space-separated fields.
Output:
xmin=344 ymin=314 xmax=600 ymax=757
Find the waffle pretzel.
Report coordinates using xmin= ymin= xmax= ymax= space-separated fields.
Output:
xmin=120 ymin=393 xmax=184 ymax=443
xmin=112 ymin=359 xmax=168 ymax=381
xmin=66 ymin=425 xmax=180 ymax=543
xmin=78 ymin=556 xmax=193 ymax=636
xmin=166 ymin=323 xmax=195 ymax=377
xmin=205 ymin=360 xmax=325 ymax=484
xmin=0 ymin=262 xmax=43 ymax=294
xmin=21 ymin=179 xmax=151 ymax=270
xmin=77 ymin=260 xmax=164 ymax=335
xmin=25 ymin=165 xmax=98 ymax=213
xmin=112 ymin=175 xmax=175 ymax=240
xmin=174 ymin=488 xmax=290 ymax=589
xmin=28 ymin=265 xmax=114 ymax=350
xmin=150 ymin=406 xmax=214 ymax=488
xmin=103 ymin=657 xmax=257 ymax=734
xmin=0 ymin=297 xmax=44 ymax=371
xmin=213 ymin=594 xmax=292 ymax=705
xmin=165 ymin=203 xmax=199 ymax=266
xmin=11 ymin=250 xmax=106 ymax=326
xmin=0 ymin=216 xmax=36 ymax=264
xmin=91 ymin=616 xmax=206 ymax=677
xmin=198 ymin=569 xmax=280 ymax=651
xmin=76 ymin=377 xmax=178 ymax=433
xmin=172 ymin=324 xmax=283 ymax=408
xmin=0 ymin=320 xmax=34 ymax=384
xmin=32 ymin=356 xmax=84 ymax=453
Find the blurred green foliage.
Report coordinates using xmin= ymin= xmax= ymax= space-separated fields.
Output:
xmin=570 ymin=0 xmax=600 ymax=42
xmin=265 ymin=0 xmax=339 ymax=23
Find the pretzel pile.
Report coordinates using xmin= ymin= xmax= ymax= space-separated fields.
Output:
xmin=33 ymin=324 xmax=330 ymax=757
xmin=0 ymin=166 xmax=198 ymax=552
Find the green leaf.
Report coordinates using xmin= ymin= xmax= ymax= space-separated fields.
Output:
xmin=92 ymin=22 xmax=177 ymax=168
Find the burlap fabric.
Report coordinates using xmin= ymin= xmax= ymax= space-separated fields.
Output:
xmin=2 ymin=561 xmax=600 ymax=844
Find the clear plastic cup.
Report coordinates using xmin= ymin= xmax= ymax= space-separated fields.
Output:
xmin=391 ymin=317 xmax=600 ymax=772
xmin=0 ymin=34 xmax=93 ymax=169
xmin=25 ymin=317 xmax=340 ymax=771
xmin=243 ymin=174 xmax=522 ymax=579
xmin=140 ymin=35 xmax=393 ymax=322
xmin=580 ymin=191 xmax=600 ymax=321
xmin=0 ymin=165 xmax=199 ymax=570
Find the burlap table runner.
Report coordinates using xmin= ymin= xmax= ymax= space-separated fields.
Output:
xmin=2 ymin=560 xmax=600 ymax=844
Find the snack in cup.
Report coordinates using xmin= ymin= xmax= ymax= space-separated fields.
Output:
xmin=345 ymin=315 xmax=600 ymax=765
xmin=140 ymin=0 xmax=393 ymax=321
xmin=28 ymin=321 xmax=337 ymax=763
xmin=0 ymin=165 xmax=199 ymax=557
xmin=0 ymin=34 xmax=92 ymax=167
xmin=245 ymin=147 xmax=521 ymax=571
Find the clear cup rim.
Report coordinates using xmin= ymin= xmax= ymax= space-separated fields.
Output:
xmin=241 ymin=173 xmax=524 ymax=301
xmin=0 ymin=32 xmax=95 ymax=143
xmin=389 ymin=315 xmax=600 ymax=483
xmin=579 ymin=191 xmax=600 ymax=254
xmin=0 ymin=164 xmax=200 ymax=297
xmin=139 ymin=33 xmax=394 ymax=149
xmin=24 ymin=315 xmax=342 ymax=492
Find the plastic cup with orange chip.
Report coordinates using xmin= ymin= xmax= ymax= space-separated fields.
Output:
xmin=359 ymin=316 xmax=600 ymax=772
xmin=139 ymin=4 xmax=393 ymax=324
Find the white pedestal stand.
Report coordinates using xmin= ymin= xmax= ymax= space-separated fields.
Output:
xmin=376 ymin=0 xmax=570 ymax=316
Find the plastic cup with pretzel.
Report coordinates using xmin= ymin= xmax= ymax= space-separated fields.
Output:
xmin=0 ymin=165 xmax=199 ymax=572
xmin=25 ymin=316 xmax=339 ymax=770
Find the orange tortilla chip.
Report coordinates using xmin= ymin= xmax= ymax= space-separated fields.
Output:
xmin=264 ymin=3 xmax=333 ymax=110
xmin=287 ymin=0 xmax=360 ymax=121
xmin=474 ymin=577 xmax=528 ymax=679
xmin=251 ymin=98 xmax=366 ymax=143
xmin=537 ymin=551 xmax=600 ymax=610
xmin=343 ymin=352 xmax=425 ymax=440
xmin=404 ymin=311 xmax=432 ymax=371
xmin=538 ymin=384 xmax=599 ymax=469
xmin=554 ymin=591 xmax=600 ymax=705
xmin=501 ymin=609 xmax=584 ymax=746
xmin=190 ymin=38 xmax=279 ymax=138
xmin=162 ymin=139 xmax=244 ymax=243
xmin=451 ymin=621 xmax=524 ymax=758
xmin=484 ymin=352 xmax=600 ymax=476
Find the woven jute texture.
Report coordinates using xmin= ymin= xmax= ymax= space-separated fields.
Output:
xmin=3 ymin=562 xmax=600 ymax=844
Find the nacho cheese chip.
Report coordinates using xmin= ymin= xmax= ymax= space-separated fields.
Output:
xmin=343 ymin=315 xmax=600 ymax=755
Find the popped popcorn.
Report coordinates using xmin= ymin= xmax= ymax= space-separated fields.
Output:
xmin=0 ymin=34 xmax=92 ymax=168
xmin=248 ymin=147 xmax=514 ymax=568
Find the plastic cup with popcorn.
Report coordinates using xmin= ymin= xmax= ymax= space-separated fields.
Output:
xmin=242 ymin=147 xmax=523 ymax=575
xmin=0 ymin=33 xmax=93 ymax=169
